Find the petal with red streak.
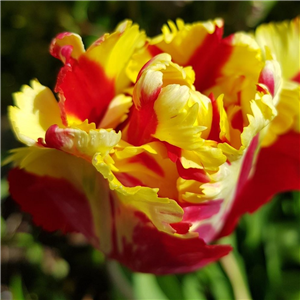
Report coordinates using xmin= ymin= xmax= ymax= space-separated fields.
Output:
xmin=218 ymin=131 xmax=300 ymax=238
xmin=111 ymin=213 xmax=232 ymax=275
xmin=8 ymin=168 xmax=96 ymax=240
xmin=6 ymin=147 xmax=114 ymax=254
xmin=55 ymin=55 xmax=115 ymax=126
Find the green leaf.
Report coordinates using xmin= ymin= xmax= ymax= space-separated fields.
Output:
xmin=26 ymin=243 xmax=43 ymax=265
xmin=10 ymin=274 xmax=26 ymax=300
xmin=1 ymin=178 xmax=9 ymax=200
xmin=15 ymin=232 xmax=34 ymax=248
xmin=182 ymin=273 xmax=206 ymax=300
xmin=156 ymin=275 xmax=185 ymax=300
xmin=1 ymin=217 xmax=6 ymax=238
xmin=51 ymin=258 xmax=70 ymax=280
xmin=133 ymin=273 xmax=169 ymax=300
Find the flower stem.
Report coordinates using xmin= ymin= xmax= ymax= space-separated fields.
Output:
xmin=106 ymin=260 xmax=135 ymax=300
xmin=219 ymin=237 xmax=253 ymax=300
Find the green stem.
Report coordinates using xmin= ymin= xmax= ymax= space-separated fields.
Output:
xmin=106 ymin=260 xmax=135 ymax=300
xmin=218 ymin=237 xmax=253 ymax=300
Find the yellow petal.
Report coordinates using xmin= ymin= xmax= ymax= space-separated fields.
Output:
xmin=255 ymin=17 xmax=300 ymax=80
xmin=86 ymin=20 xmax=146 ymax=93
xmin=261 ymin=80 xmax=300 ymax=147
xmin=99 ymin=94 xmax=133 ymax=129
xmin=153 ymin=85 xmax=206 ymax=150
xmin=8 ymin=80 xmax=63 ymax=146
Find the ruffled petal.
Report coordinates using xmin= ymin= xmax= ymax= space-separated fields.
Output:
xmin=43 ymin=125 xmax=121 ymax=160
xmin=8 ymin=80 xmax=63 ymax=146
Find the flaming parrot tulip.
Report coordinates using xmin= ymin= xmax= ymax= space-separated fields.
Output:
xmin=6 ymin=18 xmax=300 ymax=274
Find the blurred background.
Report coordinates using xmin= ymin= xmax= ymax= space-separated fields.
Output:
xmin=1 ymin=1 xmax=300 ymax=299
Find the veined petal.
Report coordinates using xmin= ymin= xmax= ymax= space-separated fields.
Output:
xmin=185 ymin=134 xmax=259 ymax=242
xmin=258 ymin=53 xmax=282 ymax=100
xmin=8 ymin=80 xmax=63 ymax=146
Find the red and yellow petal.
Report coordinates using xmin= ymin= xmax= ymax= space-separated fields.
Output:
xmin=6 ymin=147 xmax=113 ymax=252
xmin=218 ymin=131 xmax=300 ymax=238
xmin=43 ymin=125 xmax=121 ymax=161
xmin=148 ymin=18 xmax=224 ymax=69
xmin=51 ymin=20 xmax=146 ymax=127
xmin=125 ymin=53 xmax=208 ymax=149
xmin=255 ymin=18 xmax=300 ymax=147
xmin=111 ymin=213 xmax=232 ymax=275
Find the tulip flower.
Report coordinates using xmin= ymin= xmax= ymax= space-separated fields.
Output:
xmin=6 ymin=18 xmax=299 ymax=274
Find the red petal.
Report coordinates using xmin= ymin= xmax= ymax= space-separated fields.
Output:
xmin=165 ymin=142 xmax=181 ymax=163
xmin=182 ymin=200 xmax=223 ymax=222
xmin=55 ymin=55 xmax=115 ymax=126
xmin=176 ymin=160 xmax=210 ymax=183
xmin=126 ymin=102 xmax=158 ymax=146
xmin=8 ymin=168 xmax=96 ymax=240
xmin=147 ymin=44 xmax=163 ymax=58
xmin=188 ymin=31 xmax=234 ymax=92
xmin=170 ymin=200 xmax=223 ymax=237
xmin=259 ymin=65 xmax=275 ymax=96
xmin=217 ymin=131 xmax=300 ymax=238
xmin=231 ymin=108 xmax=244 ymax=132
xmin=112 ymin=216 xmax=232 ymax=274
xmin=129 ymin=153 xmax=164 ymax=177
xmin=292 ymin=71 xmax=300 ymax=83
xmin=207 ymin=93 xmax=222 ymax=143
